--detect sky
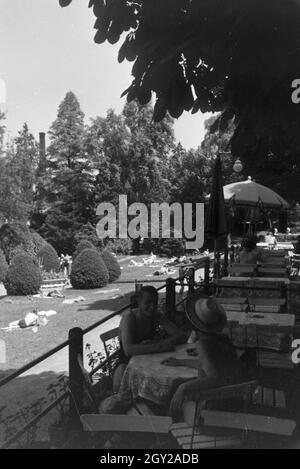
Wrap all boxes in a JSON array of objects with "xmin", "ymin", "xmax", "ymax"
[{"xmin": 0, "ymin": 0, "xmax": 211, "ymax": 149}]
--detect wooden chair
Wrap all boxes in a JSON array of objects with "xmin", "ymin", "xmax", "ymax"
[
  {"xmin": 170, "ymin": 380, "xmax": 296, "ymax": 449},
  {"xmin": 247, "ymin": 297, "xmax": 286, "ymax": 313},
  {"xmin": 81, "ymin": 413, "xmax": 173, "ymax": 449},
  {"xmin": 248, "ymin": 279, "xmax": 284, "ymax": 298},
  {"xmin": 228, "ymin": 264, "xmax": 256, "ymax": 277},
  {"xmin": 100, "ymin": 327, "xmax": 120, "ymax": 359},
  {"xmin": 100, "ymin": 327, "xmax": 120, "ymax": 376},
  {"xmin": 257, "ymin": 267, "xmax": 287, "ymax": 278},
  {"xmin": 216, "ymin": 297, "xmax": 247, "ymax": 312},
  {"xmin": 215, "ymin": 279, "xmax": 249, "ymax": 298},
  {"xmin": 261, "ymin": 251, "xmax": 286, "ymax": 259}
]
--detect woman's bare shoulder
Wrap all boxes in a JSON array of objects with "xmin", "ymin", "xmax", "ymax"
[{"xmin": 120, "ymin": 310, "xmax": 135, "ymax": 327}]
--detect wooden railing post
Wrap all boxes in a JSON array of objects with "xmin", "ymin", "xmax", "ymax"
[
  {"xmin": 69, "ymin": 327, "xmax": 83, "ymax": 427},
  {"xmin": 230, "ymin": 244, "xmax": 235, "ymax": 263},
  {"xmin": 222, "ymin": 248, "xmax": 229, "ymax": 277},
  {"xmin": 188, "ymin": 268, "xmax": 195, "ymax": 295},
  {"xmin": 165, "ymin": 278, "xmax": 176, "ymax": 321},
  {"xmin": 204, "ymin": 257, "xmax": 210, "ymax": 294}
]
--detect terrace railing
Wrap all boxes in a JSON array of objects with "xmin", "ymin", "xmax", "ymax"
[
  {"xmin": 1, "ymin": 253, "xmax": 293, "ymax": 448},
  {"xmin": 0, "ymin": 256, "xmax": 210, "ymax": 448}
]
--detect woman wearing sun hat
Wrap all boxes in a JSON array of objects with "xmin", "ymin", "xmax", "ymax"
[{"xmin": 162, "ymin": 294, "xmax": 241, "ymax": 421}]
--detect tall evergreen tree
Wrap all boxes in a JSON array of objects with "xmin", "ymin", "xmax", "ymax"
[
  {"xmin": 122, "ymin": 100, "xmax": 175, "ymax": 205},
  {"xmin": 48, "ymin": 91, "xmax": 85, "ymax": 169},
  {"xmin": 0, "ymin": 124, "xmax": 38, "ymax": 223}
]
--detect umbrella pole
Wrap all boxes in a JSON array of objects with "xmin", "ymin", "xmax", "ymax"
[{"xmin": 214, "ymin": 239, "xmax": 220, "ymax": 279}]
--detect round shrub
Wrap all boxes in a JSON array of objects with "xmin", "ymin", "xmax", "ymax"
[
  {"xmin": 73, "ymin": 240, "xmax": 96, "ymax": 261},
  {"xmin": 70, "ymin": 248, "xmax": 109, "ymax": 289},
  {"xmin": 159, "ymin": 238, "xmax": 185, "ymax": 258},
  {"xmin": 0, "ymin": 248, "xmax": 8, "ymax": 283},
  {"xmin": 101, "ymin": 250, "xmax": 121, "ymax": 282},
  {"xmin": 37, "ymin": 243, "xmax": 60, "ymax": 272},
  {"xmin": 4, "ymin": 253, "xmax": 42, "ymax": 296},
  {"xmin": 104, "ymin": 238, "xmax": 133, "ymax": 255},
  {"xmin": 30, "ymin": 230, "xmax": 47, "ymax": 255}
]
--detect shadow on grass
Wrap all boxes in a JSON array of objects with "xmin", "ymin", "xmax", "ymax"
[
  {"xmin": 77, "ymin": 288, "xmax": 168, "ymax": 313},
  {"xmin": 0, "ymin": 368, "xmax": 69, "ymax": 448},
  {"xmin": 77, "ymin": 289, "xmax": 135, "ymax": 312}
]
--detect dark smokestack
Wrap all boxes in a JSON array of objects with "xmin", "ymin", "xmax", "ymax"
[
  {"xmin": 38, "ymin": 132, "xmax": 46, "ymax": 176},
  {"xmin": 39, "ymin": 132, "xmax": 46, "ymax": 160}
]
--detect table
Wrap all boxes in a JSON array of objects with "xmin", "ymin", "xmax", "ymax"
[
  {"xmin": 257, "ymin": 243, "xmax": 270, "ymax": 248},
  {"xmin": 226, "ymin": 311, "xmax": 295, "ymax": 328},
  {"xmin": 276, "ymin": 243, "xmax": 294, "ymax": 251},
  {"xmin": 225, "ymin": 311, "xmax": 295, "ymax": 352},
  {"xmin": 220, "ymin": 276, "xmax": 290, "ymax": 285},
  {"xmin": 120, "ymin": 344, "xmax": 198, "ymax": 406}
]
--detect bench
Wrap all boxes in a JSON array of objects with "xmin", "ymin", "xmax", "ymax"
[{"xmin": 40, "ymin": 278, "xmax": 67, "ymax": 295}]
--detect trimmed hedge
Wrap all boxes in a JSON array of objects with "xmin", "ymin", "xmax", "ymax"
[
  {"xmin": 4, "ymin": 253, "xmax": 42, "ymax": 296},
  {"xmin": 73, "ymin": 240, "xmax": 96, "ymax": 261},
  {"xmin": 70, "ymin": 248, "xmax": 109, "ymax": 289},
  {"xmin": 37, "ymin": 243, "xmax": 60, "ymax": 272},
  {"xmin": 101, "ymin": 250, "xmax": 121, "ymax": 282},
  {"xmin": 31, "ymin": 230, "xmax": 47, "ymax": 255},
  {"xmin": 0, "ymin": 248, "xmax": 8, "ymax": 283},
  {"xmin": 159, "ymin": 238, "xmax": 185, "ymax": 257}
]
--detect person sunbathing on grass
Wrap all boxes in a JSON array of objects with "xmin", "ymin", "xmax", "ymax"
[
  {"xmin": 113, "ymin": 285, "xmax": 187, "ymax": 392},
  {"xmin": 162, "ymin": 295, "xmax": 241, "ymax": 421}
]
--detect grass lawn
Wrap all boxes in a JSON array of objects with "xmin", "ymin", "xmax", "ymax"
[
  {"xmin": 0, "ymin": 255, "xmax": 175, "ymax": 372},
  {"xmin": 0, "ymin": 254, "xmax": 179, "ymax": 446}
]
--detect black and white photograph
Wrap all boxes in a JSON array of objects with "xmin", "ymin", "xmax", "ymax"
[{"xmin": 1, "ymin": 0, "xmax": 300, "ymax": 453}]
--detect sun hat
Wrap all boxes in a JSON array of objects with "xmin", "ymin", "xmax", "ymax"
[{"xmin": 186, "ymin": 294, "xmax": 227, "ymax": 334}]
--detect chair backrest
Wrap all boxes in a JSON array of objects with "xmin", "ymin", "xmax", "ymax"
[
  {"xmin": 228, "ymin": 264, "xmax": 256, "ymax": 277},
  {"xmin": 100, "ymin": 327, "xmax": 120, "ymax": 344},
  {"xmin": 100, "ymin": 327, "xmax": 120, "ymax": 361},
  {"xmin": 261, "ymin": 257, "xmax": 286, "ymax": 265},
  {"xmin": 195, "ymin": 380, "xmax": 258, "ymax": 401},
  {"xmin": 81, "ymin": 414, "xmax": 172, "ymax": 434},
  {"xmin": 262, "ymin": 250, "xmax": 286, "ymax": 258},
  {"xmin": 216, "ymin": 297, "xmax": 247, "ymax": 305},
  {"xmin": 257, "ymin": 267, "xmax": 287, "ymax": 278},
  {"xmin": 200, "ymin": 411, "xmax": 296, "ymax": 436},
  {"xmin": 259, "ymin": 259, "xmax": 287, "ymax": 269},
  {"xmin": 247, "ymin": 297, "xmax": 286, "ymax": 306},
  {"xmin": 247, "ymin": 297, "xmax": 285, "ymax": 313}
]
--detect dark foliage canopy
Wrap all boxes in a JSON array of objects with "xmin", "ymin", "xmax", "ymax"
[{"xmin": 60, "ymin": 0, "xmax": 300, "ymax": 161}]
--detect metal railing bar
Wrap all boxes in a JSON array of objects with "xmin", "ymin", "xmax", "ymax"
[
  {"xmin": 0, "ymin": 261, "xmax": 207, "ymax": 390},
  {"xmin": 82, "ymin": 304, "xmax": 129, "ymax": 335},
  {"xmin": 0, "ymin": 340, "xmax": 70, "ymax": 389}
]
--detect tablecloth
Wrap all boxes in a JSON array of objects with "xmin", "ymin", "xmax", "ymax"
[
  {"xmin": 100, "ymin": 345, "xmax": 198, "ymax": 412},
  {"xmin": 121, "ymin": 344, "xmax": 198, "ymax": 405}
]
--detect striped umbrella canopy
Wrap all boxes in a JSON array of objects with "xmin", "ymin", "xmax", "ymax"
[{"xmin": 223, "ymin": 177, "xmax": 289, "ymax": 209}]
